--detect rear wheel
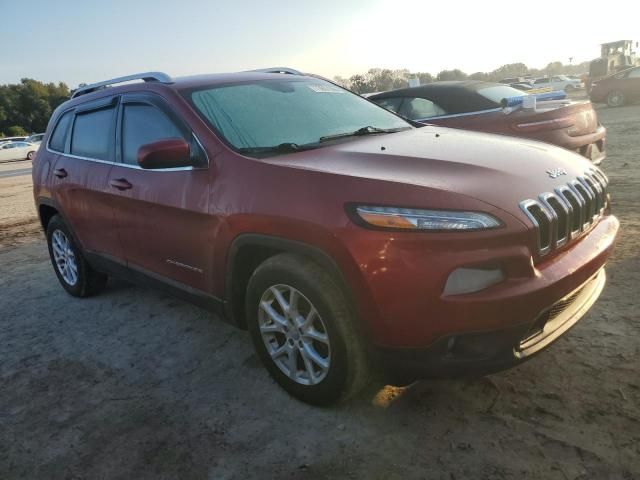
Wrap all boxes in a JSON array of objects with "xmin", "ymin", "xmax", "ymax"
[
  {"xmin": 27, "ymin": 151, "xmax": 35, "ymax": 160},
  {"xmin": 606, "ymin": 90, "xmax": 625, "ymax": 107},
  {"xmin": 46, "ymin": 215, "xmax": 107, "ymax": 297},
  {"xmin": 246, "ymin": 253, "xmax": 371, "ymax": 405}
]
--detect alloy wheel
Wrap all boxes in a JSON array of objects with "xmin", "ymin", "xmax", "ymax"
[
  {"xmin": 258, "ymin": 284, "xmax": 331, "ymax": 385},
  {"xmin": 52, "ymin": 229, "xmax": 78, "ymax": 286}
]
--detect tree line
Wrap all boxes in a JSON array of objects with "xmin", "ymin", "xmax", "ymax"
[
  {"xmin": 334, "ymin": 61, "xmax": 591, "ymax": 94},
  {"xmin": 0, "ymin": 79, "xmax": 70, "ymax": 137}
]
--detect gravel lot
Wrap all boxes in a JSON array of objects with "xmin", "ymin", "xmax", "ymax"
[{"xmin": 1, "ymin": 105, "xmax": 639, "ymax": 480}]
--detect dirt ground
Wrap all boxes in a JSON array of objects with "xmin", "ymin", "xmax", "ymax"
[{"xmin": 1, "ymin": 105, "xmax": 639, "ymax": 480}]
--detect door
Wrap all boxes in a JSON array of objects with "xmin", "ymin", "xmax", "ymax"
[
  {"xmin": 106, "ymin": 93, "xmax": 214, "ymax": 292},
  {"xmin": 49, "ymin": 100, "xmax": 123, "ymax": 259},
  {"xmin": 550, "ymin": 76, "xmax": 563, "ymax": 90}
]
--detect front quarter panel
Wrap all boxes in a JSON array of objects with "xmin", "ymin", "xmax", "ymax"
[{"xmin": 209, "ymin": 150, "xmax": 529, "ymax": 344}]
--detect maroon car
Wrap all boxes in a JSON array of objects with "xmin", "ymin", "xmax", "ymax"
[
  {"xmin": 369, "ymin": 81, "xmax": 607, "ymax": 165},
  {"xmin": 590, "ymin": 66, "xmax": 640, "ymax": 107},
  {"xmin": 33, "ymin": 70, "xmax": 618, "ymax": 405}
]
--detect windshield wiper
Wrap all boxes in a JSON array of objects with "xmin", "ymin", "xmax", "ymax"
[
  {"xmin": 237, "ymin": 142, "xmax": 320, "ymax": 156},
  {"xmin": 319, "ymin": 126, "xmax": 409, "ymax": 143}
]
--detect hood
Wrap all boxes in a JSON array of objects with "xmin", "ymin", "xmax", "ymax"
[{"xmin": 265, "ymin": 126, "xmax": 600, "ymax": 218}]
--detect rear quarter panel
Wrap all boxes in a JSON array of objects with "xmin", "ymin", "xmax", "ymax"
[{"xmin": 426, "ymin": 102, "xmax": 603, "ymax": 152}]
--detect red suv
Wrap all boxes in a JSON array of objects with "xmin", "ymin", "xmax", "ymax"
[{"xmin": 33, "ymin": 69, "xmax": 619, "ymax": 405}]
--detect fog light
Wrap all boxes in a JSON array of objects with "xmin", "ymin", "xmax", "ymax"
[{"xmin": 443, "ymin": 267, "xmax": 505, "ymax": 296}]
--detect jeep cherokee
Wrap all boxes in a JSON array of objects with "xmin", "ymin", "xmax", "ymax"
[{"xmin": 33, "ymin": 69, "xmax": 619, "ymax": 405}]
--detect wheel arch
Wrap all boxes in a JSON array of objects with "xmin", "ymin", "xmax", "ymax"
[
  {"xmin": 36, "ymin": 198, "xmax": 83, "ymax": 250},
  {"xmin": 224, "ymin": 234, "xmax": 363, "ymax": 334},
  {"xmin": 37, "ymin": 199, "xmax": 59, "ymax": 231}
]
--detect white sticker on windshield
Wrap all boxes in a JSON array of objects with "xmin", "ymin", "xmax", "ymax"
[{"xmin": 307, "ymin": 84, "xmax": 344, "ymax": 93}]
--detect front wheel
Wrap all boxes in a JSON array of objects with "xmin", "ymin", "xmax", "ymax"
[
  {"xmin": 246, "ymin": 253, "xmax": 371, "ymax": 405},
  {"xmin": 606, "ymin": 90, "xmax": 625, "ymax": 107},
  {"xmin": 46, "ymin": 215, "xmax": 107, "ymax": 297},
  {"xmin": 27, "ymin": 151, "xmax": 35, "ymax": 160}
]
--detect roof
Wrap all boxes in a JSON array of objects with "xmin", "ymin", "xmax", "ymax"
[
  {"xmin": 370, "ymin": 80, "xmax": 495, "ymax": 97},
  {"xmin": 59, "ymin": 69, "xmax": 320, "ymax": 113},
  {"xmin": 71, "ymin": 67, "xmax": 318, "ymax": 99},
  {"xmin": 368, "ymin": 81, "xmax": 503, "ymax": 114},
  {"xmin": 171, "ymin": 71, "xmax": 313, "ymax": 90},
  {"xmin": 601, "ymin": 40, "xmax": 633, "ymax": 46}
]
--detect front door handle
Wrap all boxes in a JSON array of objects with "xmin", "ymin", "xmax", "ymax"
[
  {"xmin": 109, "ymin": 178, "xmax": 132, "ymax": 190},
  {"xmin": 53, "ymin": 168, "xmax": 68, "ymax": 179}
]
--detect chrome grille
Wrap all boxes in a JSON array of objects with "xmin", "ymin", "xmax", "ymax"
[{"xmin": 520, "ymin": 168, "xmax": 609, "ymax": 256}]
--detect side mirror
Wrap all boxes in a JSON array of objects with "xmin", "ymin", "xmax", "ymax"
[{"xmin": 137, "ymin": 138, "xmax": 191, "ymax": 169}]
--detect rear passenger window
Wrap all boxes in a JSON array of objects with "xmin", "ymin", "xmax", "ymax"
[
  {"xmin": 373, "ymin": 97, "xmax": 403, "ymax": 113},
  {"xmin": 71, "ymin": 107, "xmax": 115, "ymax": 160},
  {"xmin": 49, "ymin": 111, "xmax": 73, "ymax": 152},
  {"xmin": 399, "ymin": 97, "xmax": 447, "ymax": 120},
  {"xmin": 121, "ymin": 104, "xmax": 184, "ymax": 165}
]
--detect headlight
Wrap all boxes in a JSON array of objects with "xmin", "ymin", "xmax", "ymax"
[{"xmin": 354, "ymin": 206, "xmax": 501, "ymax": 231}]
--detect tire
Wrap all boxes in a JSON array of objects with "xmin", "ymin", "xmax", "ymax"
[
  {"xmin": 46, "ymin": 215, "xmax": 107, "ymax": 297},
  {"xmin": 606, "ymin": 90, "xmax": 625, "ymax": 107},
  {"xmin": 27, "ymin": 151, "xmax": 35, "ymax": 160},
  {"xmin": 246, "ymin": 253, "xmax": 371, "ymax": 405}
]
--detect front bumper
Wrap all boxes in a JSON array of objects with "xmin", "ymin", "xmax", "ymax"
[
  {"xmin": 377, "ymin": 269, "xmax": 606, "ymax": 379},
  {"xmin": 348, "ymin": 213, "xmax": 618, "ymax": 348}
]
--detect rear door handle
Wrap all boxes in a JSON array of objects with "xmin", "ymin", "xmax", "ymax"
[
  {"xmin": 53, "ymin": 168, "xmax": 67, "ymax": 179},
  {"xmin": 109, "ymin": 178, "xmax": 132, "ymax": 190}
]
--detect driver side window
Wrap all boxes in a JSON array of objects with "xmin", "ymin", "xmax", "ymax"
[{"xmin": 121, "ymin": 104, "xmax": 184, "ymax": 165}]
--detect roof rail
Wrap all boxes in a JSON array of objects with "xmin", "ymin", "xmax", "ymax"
[
  {"xmin": 248, "ymin": 67, "xmax": 304, "ymax": 76},
  {"xmin": 71, "ymin": 71, "xmax": 173, "ymax": 99}
]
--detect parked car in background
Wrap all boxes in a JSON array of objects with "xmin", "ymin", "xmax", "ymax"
[
  {"xmin": 510, "ymin": 82, "xmax": 534, "ymax": 91},
  {"xmin": 533, "ymin": 75, "xmax": 583, "ymax": 92},
  {"xmin": 0, "ymin": 136, "xmax": 27, "ymax": 145},
  {"xmin": 0, "ymin": 141, "xmax": 39, "ymax": 161},
  {"xmin": 369, "ymin": 81, "xmax": 606, "ymax": 164},
  {"xmin": 499, "ymin": 77, "xmax": 531, "ymax": 85},
  {"xmin": 25, "ymin": 133, "xmax": 45, "ymax": 144},
  {"xmin": 33, "ymin": 69, "xmax": 617, "ymax": 405},
  {"xmin": 589, "ymin": 66, "xmax": 640, "ymax": 107}
]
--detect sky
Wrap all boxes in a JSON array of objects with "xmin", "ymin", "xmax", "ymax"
[{"xmin": 1, "ymin": 0, "xmax": 637, "ymax": 88}]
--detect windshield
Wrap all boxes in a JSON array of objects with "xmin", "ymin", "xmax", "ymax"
[
  {"xmin": 476, "ymin": 85, "xmax": 529, "ymax": 105},
  {"xmin": 188, "ymin": 78, "xmax": 410, "ymax": 154}
]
